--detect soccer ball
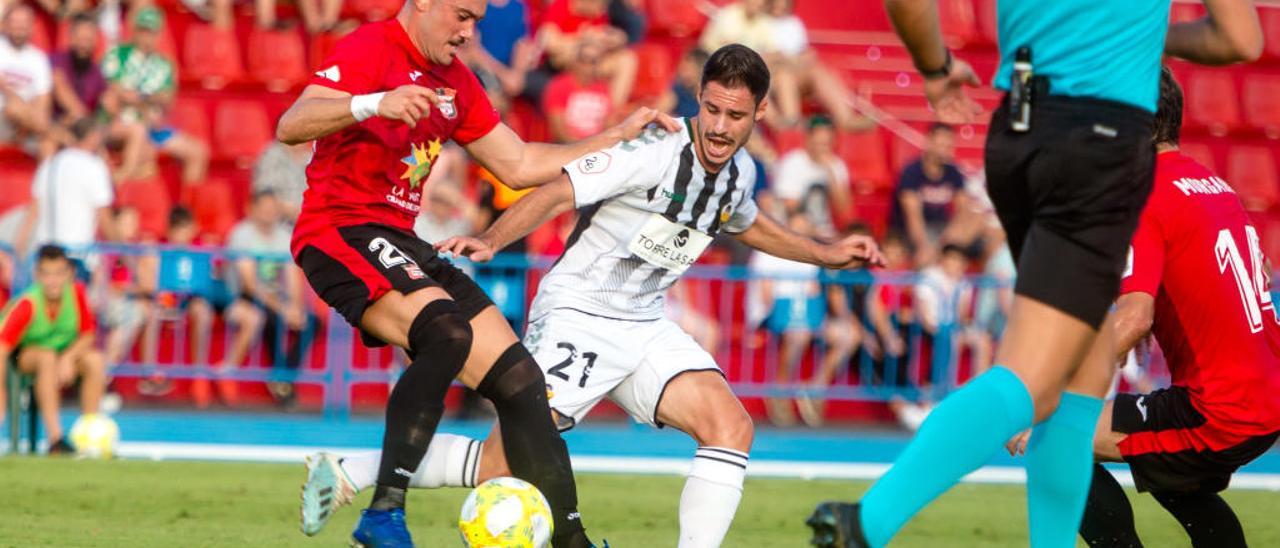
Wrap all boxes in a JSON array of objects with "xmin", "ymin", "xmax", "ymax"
[
  {"xmin": 68, "ymin": 413, "xmax": 119, "ymax": 459},
  {"xmin": 458, "ymin": 477, "xmax": 554, "ymax": 548}
]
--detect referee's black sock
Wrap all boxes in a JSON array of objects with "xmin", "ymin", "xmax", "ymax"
[
  {"xmin": 1079, "ymin": 463, "xmax": 1144, "ymax": 547},
  {"xmin": 371, "ymin": 301, "xmax": 472, "ymax": 510},
  {"xmin": 477, "ymin": 343, "xmax": 591, "ymax": 548},
  {"xmin": 1151, "ymin": 490, "xmax": 1246, "ymax": 548}
]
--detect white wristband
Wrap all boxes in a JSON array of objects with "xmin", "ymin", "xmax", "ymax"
[{"xmin": 350, "ymin": 92, "xmax": 386, "ymax": 122}]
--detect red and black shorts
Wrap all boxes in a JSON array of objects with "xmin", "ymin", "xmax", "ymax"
[
  {"xmin": 294, "ymin": 223, "xmax": 492, "ymax": 346},
  {"xmin": 1113, "ymin": 385, "xmax": 1280, "ymax": 494}
]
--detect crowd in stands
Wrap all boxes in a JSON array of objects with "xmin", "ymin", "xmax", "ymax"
[{"xmin": 0, "ymin": 0, "xmax": 1022, "ymax": 428}]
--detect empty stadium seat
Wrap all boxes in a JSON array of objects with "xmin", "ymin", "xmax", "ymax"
[
  {"xmin": 116, "ymin": 176, "xmax": 173, "ymax": 238},
  {"xmin": 938, "ymin": 0, "xmax": 977, "ymax": 48},
  {"xmin": 630, "ymin": 43, "xmax": 675, "ymax": 102},
  {"xmin": 168, "ymin": 97, "xmax": 210, "ymax": 144},
  {"xmin": 1261, "ymin": 7, "xmax": 1280, "ymax": 61},
  {"xmin": 1185, "ymin": 70, "xmax": 1241, "ymax": 136},
  {"xmin": 645, "ymin": 0, "xmax": 709, "ymax": 38},
  {"xmin": 973, "ymin": 0, "xmax": 998, "ymax": 46},
  {"xmin": 772, "ymin": 128, "xmax": 806, "ymax": 155},
  {"xmin": 839, "ymin": 129, "xmax": 892, "ymax": 192},
  {"xmin": 213, "ymin": 100, "xmax": 273, "ymax": 167},
  {"xmin": 182, "ymin": 23, "xmax": 244, "ymax": 90},
  {"xmin": 1243, "ymin": 74, "xmax": 1280, "ymax": 139},
  {"xmin": 29, "ymin": 14, "xmax": 51, "ymax": 52},
  {"xmin": 0, "ymin": 148, "xmax": 37, "ymax": 214},
  {"xmin": 247, "ymin": 28, "xmax": 308, "ymax": 93},
  {"xmin": 189, "ymin": 179, "xmax": 238, "ymax": 241},
  {"xmin": 1227, "ymin": 146, "xmax": 1279, "ymax": 212},
  {"xmin": 308, "ymin": 30, "xmax": 343, "ymax": 71},
  {"xmin": 1178, "ymin": 141, "xmax": 1217, "ymax": 173}
]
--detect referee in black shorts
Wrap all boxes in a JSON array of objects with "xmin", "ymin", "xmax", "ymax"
[{"xmin": 807, "ymin": 1, "xmax": 1265, "ymax": 547}]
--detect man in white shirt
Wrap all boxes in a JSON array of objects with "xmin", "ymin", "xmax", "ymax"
[
  {"xmin": 0, "ymin": 4, "xmax": 52, "ymax": 147},
  {"xmin": 14, "ymin": 117, "xmax": 112, "ymax": 256},
  {"xmin": 772, "ymin": 116, "xmax": 852, "ymax": 238}
]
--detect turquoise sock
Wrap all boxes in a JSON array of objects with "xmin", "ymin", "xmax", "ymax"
[
  {"xmin": 1026, "ymin": 391, "xmax": 1104, "ymax": 548},
  {"xmin": 859, "ymin": 367, "xmax": 1033, "ymax": 547}
]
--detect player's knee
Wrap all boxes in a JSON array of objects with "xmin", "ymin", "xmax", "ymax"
[
  {"xmin": 406, "ymin": 300, "xmax": 473, "ymax": 380},
  {"xmin": 477, "ymin": 442, "xmax": 511, "ymax": 484},
  {"xmin": 475, "ymin": 343, "xmax": 545, "ymax": 407},
  {"xmin": 692, "ymin": 406, "xmax": 754, "ymax": 451}
]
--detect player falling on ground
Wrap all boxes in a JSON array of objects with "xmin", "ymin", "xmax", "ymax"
[
  {"xmin": 299, "ymin": 44, "xmax": 884, "ymax": 548},
  {"xmin": 1007, "ymin": 68, "xmax": 1280, "ymax": 548},
  {"xmin": 275, "ymin": 0, "xmax": 679, "ymax": 545}
]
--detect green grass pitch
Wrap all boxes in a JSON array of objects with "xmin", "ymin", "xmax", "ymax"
[{"xmin": 2, "ymin": 457, "xmax": 1279, "ymax": 546}]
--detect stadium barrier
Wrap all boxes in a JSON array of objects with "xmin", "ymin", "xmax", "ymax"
[{"xmin": 1, "ymin": 242, "xmax": 1172, "ymax": 420}]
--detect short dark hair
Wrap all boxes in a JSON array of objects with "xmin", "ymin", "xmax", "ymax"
[
  {"xmin": 941, "ymin": 243, "xmax": 970, "ymax": 259},
  {"xmin": 701, "ymin": 44, "xmax": 771, "ymax": 106},
  {"xmin": 251, "ymin": 189, "xmax": 277, "ymax": 203},
  {"xmin": 807, "ymin": 115, "xmax": 834, "ymax": 132},
  {"xmin": 37, "ymin": 244, "xmax": 69, "ymax": 263},
  {"xmin": 928, "ymin": 122, "xmax": 954, "ymax": 136},
  {"xmin": 168, "ymin": 206, "xmax": 194, "ymax": 228},
  {"xmin": 1154, "ymin": 66, "xmax": 1183, "ymax": 146},
  {"xmin": 684, "ymin": 48, "xmax": 710, "ymax": 66},
  {"xmin": 68, "ymin": 117, "xmax": 98, "ymax": 143},
  {"xmin": 70, "ymin": 12, "xmax": 97, "ymax": 28}
]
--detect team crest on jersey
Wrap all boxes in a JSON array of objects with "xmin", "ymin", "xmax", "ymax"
[
  {"xmin": 434, "ymin": 88, "xmax": 457, "ymax": 119},
  {"xmin": 577, "ymin": 151, "xmax": 611, "ymax": 174},
  {"xmin": 719, "ymin": 203, "xmax": 734, "ymax": 224},
  {"xmin": 400, "ymin": 138, "xmax": 443, "ymax": 189}
]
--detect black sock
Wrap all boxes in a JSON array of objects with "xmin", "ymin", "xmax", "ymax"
[
  {"xmin": 1152, "ymin": 491, "xmax": 1246, "ymax": 548},
  {"xmin": 478, "ymin": 344, "xmax": 591, "ymax": 548},
  {"xmin": 371, "ymin": 302, "xmax": 472, "ymax": 509},
  {"xmin": 1080, "ymin": 463, "xmax": 1144, "ymax": 548}
]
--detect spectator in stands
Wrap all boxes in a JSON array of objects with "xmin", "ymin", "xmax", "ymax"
[
  {"xmin": 888, "ymin": 123, "xmax": 966, "ymax": 265},
  {"xmin": 13, "ymin": 117, "xmax": 112, "ymax": 257},
  {"xmin": 658, "ymin": 48, "xmax": 708, "ymax": 119},
  {"xmin": 102, "ymin": 7, "xmax": 208, "ymax": 186},
  {"xmin": 49, "ymin": 14, "xmax": 106, "ymax": 123},
  {"xmin": 536, "ymin": 0, "xmax": 636, "ymax": 108},
  {"xmin": 464, "ymin": 0, "xmax": 538, "ymax": 107},
  {"xmin": 771, "ymin": 115, "xmax": 852, "ymax": 238},
  {"xmin": 224, "ymin": 191, "xmax": 311, "ymax": 408},
  {"xmin": 0, "ymin": 4, "xmax": 52, "ymax": 153},
  {"xmin": 914, "ymin": 243, "xmax": 991, "ymax": 381},
  {"xmin": 798, "ymin": 223, "xmax": 872, "ymax": 427},
  {"xmin": 252, "ymin": 140, "xmax": 313, "ymax": 224},
  {"xmin": 750, "ymin": 212, "xmax": 826, "ymax": 426},
  {"xmin": 765, "ymin": 0, "xmax": 866, "ymax": 131},
  {"xmin": 31, "ymin": 0, "xmax": 89, "ymax": 19},
  {"xmin": 544, "ymin": 38, "xmax": 614, "ymax": 143},
  {"xmin": 865, "ymin": 233, "xmax": 914, "ymax": 385},
  {"xmin": 699, "ymin": 0, "xmax": 774, "ymax": 57},
  {"xmin": 0, "ymin": 244, "xmax": 107, "ymax": 454},
  {"xmin": 96, "ymin": 206, "xmax": 157, "ymax": 371},
  {"xmin": 415, "ymin": 166, "xmax": 484, "ymax": 245}
]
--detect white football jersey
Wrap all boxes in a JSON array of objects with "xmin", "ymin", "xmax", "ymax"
[{"xmin": 529, "ymin": 119, "xmax": 759, "ymax": 321}]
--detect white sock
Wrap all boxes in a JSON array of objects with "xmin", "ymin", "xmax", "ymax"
[
  {"xmin": 678, "ymin": 447, "xmax": 748, "ymax": 548},
  {"xmin": 339, "ymin": 433, "xmax": 483, "ymax": 491}
]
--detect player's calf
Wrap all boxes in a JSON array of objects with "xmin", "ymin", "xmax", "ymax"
[{"xmin": 475, "ymin": 342, "xmax": 592, "ymax": 548}]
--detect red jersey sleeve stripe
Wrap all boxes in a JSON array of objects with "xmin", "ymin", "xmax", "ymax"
[{"xmin": 0, "ymin": 298, "xmax": 35, "ymax": 348}]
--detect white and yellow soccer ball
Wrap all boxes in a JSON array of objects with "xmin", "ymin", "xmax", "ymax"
[
  {"xmin": 458, "ymin": 477, "xmax": 554, "ymax": 548},
  {"xmin": 68, "ymin": 413, "xmax": 119, "ymax": 459}
]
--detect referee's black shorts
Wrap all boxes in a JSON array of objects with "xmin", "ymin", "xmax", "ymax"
[
  {"xmin": 985, "ymin": 96, "xmax": 1156, "ymax": 328},
  {"xmin": 293, "ymin": 223, "xmax": 493, "ymax": 347}
]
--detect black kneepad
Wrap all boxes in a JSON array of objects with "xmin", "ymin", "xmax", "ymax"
[
  {"xmin": 406, "ymin": 299, "xmax": 474, "ymax": 379},
  {"xmin": 476, "ymin": 343, "xmax": 547, "ymax": 404}
]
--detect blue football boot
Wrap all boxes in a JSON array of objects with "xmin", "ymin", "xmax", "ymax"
[{"xmin": 351, "ymin": 508, "xmax": 413, "ymax": 548}]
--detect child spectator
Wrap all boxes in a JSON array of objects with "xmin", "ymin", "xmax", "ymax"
[
  {"xmin": 798, "ymin": 224, "xmax": 872, "ymax": 426},
  {"xmin": 658, "ymin": 48, "xmax": 708, "ymax": 119},
  {"xmin": 96, "ymin": 206, "xmax": 156, "ymax": 372}
]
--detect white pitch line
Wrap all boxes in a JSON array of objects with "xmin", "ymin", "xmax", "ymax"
[{"xmin": 113, "ymin": 441, "xmax": 1280, "ymax": 491}]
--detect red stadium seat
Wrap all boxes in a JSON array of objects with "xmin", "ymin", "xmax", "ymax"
[
  {"xmin": 168, "ymin": 97, "xmax": 210, "ymax": 144},
  {"xmin": 247, "ymin": 28, "xmax": 308, "ymax": 93},
  {"xmin": 0, "ymin": 147, "xmax": 37, "ymax": 214},
  {"xmin": 937, "ymin": 0, "xmax": 977, "ymax": 48},
  {"xmin": 1261, "ymin": 7, "xmax": 1280, "ymax": 61},
  {"xmin": 29, "ymin": 14, "xmax": 52, "ymax": 52},
  {"xmin": 1168, "ymin": 2, "xmax": 1206, "ymax": 25},
  {"xmin": 974, "ymin": 0, "xmax": 998, "ymax": 46},
  {"xmin": 116, "ymin": 176, "xmax": 173, "ymax": 239},
  {"xmin": 1227, "ymin": 146, "xmax": 1279, "ymax": 212},
  {"xmin": 213, "ymin": 100, "xmax": 273, "ymax": 167},
  {"xmin": 772, "ymin": 128, "xmax": 806, "ymax": 155},
  {"xmin": 645, "ymin": 0, "xmax": 709, "ymax": 38},
  {"xmin": 344, "ymin": 0, "xmax": 401, "ymax": 22},
  {"xmin": 308, "ymin": 30, "xmax": 344, "ymax": 71},
  {"xmin": 839, "ymin": 129, "xmax": 891, "ymax": 192},
  {"xmin": 1178, "ymin": 140, "xmax": 1217, "ymax": 173},
  {"xmin": 1242, "ymin": 74, "xmax": 1280, "ymax": 139},
  {"xmin": 1185, "ymin": 70, "xmax": 1241, "ymax": 136},
  {"xmin": 630, "ymin": 43, "xmax": 675, "ymax": 102},
  {"xmin": 189, "ymin": 179, "xmax": 238, "ymax": 241},
  {"xmin": 182, "ymin": 23, "xmax": 244, "ymax": 90}
]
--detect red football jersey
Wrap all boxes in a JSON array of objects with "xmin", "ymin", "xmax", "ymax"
[
  {"xmin": 293, "ymin": 19, "xmax": 500, "ymax": 255},
  {"xmin": 1121, "ymin": 150, "xmax": 1280, "ymax": 438}
]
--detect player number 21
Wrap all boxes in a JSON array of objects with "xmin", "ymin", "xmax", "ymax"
[{"xmin": 1215, "ymin": 226, "xmax": 1275, "ymax": 333}]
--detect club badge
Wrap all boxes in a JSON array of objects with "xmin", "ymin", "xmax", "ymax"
[{"xmin": 435, "ymin": 87, "xmax": 457, "ymax": 119}]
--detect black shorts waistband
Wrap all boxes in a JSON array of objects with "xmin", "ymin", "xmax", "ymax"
[{"xmin": 997, "ymin": 93, "xmax": 1154, "ymax": 126}]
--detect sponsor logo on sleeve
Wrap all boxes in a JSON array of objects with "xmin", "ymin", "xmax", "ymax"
[
  {"xmin": 315, "ymin": 65, "xmax": 341, "ymax": 82},
  {"xmin": 577, "ymin": 152, "xmax": 611, "ymax": 175}
]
